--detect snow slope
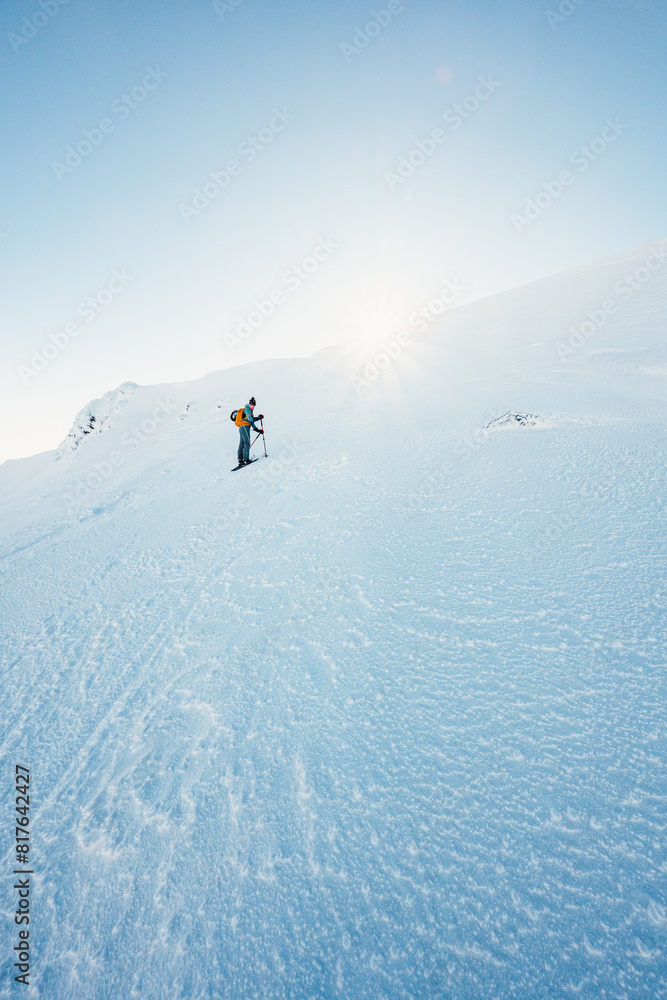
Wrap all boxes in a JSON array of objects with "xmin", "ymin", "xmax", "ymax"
[{"xmin": 1, "ymin": 242, "xmax": 666, "ymax": 999}]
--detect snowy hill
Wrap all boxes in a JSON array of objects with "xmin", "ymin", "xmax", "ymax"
[{"xmin": 1, "ymin": 242, "xmax": 666, "ymax": 999}]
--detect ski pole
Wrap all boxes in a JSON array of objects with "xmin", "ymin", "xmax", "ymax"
[{"xmin": 260, "ymin": 418, "xmax": 267, "ymax": 457}]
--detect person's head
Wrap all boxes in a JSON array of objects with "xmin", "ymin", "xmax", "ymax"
[{"xmin": 249, "ymin": 396, "xmax": 256, "ymax": 408}]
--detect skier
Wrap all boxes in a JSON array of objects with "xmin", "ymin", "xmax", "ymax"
[{"xmin": 235, "ymin": 397, "xmax": 264, "ymax": 466}]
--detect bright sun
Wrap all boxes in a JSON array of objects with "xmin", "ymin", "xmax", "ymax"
[{"xmin": 336, "ymin": 282, "xmax": 413, "ymax": 345}]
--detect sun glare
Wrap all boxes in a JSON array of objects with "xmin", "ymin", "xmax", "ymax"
[{"xmin": 337, "ymin": 282, "xmax": 414, "ymax": 345}]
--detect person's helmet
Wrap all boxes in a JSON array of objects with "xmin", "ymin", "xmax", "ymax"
[{"xmin": 249, "ymin": 396, "xmax": 256, "ymax": 406}]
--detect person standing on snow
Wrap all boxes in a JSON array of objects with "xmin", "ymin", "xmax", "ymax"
[{"xmin": 235, "ymin": 397, "xmax": 264, "ymax": 466}]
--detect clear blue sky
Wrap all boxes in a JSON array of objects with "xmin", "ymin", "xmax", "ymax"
[{"xmin": 1, "ymin": 0, "xmax": 666, "ymax": 461}]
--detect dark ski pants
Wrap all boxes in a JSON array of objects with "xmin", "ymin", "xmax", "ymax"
[{"xmin": 238, "ymin": 425, "xmax": 251, "ymax": 462}]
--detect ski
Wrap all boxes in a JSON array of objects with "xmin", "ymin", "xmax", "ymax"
[{"xmin": 231, "ymin": 458, "xmax": 259, "ymax": 472}]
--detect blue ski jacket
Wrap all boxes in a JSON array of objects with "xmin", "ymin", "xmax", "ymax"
[{"xmin": 242, "ymin": 405, "xmax": 262, "ymax": 432}]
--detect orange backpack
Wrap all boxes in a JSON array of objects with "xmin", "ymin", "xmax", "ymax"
[{"xmin": 230, "ymin": 406, "xmax": 249, "ymax": 427}]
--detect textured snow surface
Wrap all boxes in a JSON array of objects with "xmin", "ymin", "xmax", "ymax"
[{"xmin": 1, "ymin": 243, "xmax": 666, "ymax": 999}]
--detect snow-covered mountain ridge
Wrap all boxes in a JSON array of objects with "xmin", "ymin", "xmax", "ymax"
[
  {"xmin": 1, "ymin": 242, "xmax": 666, "ymax": 1000},
  {"xmin": 3, "ymin": 239, "xmax": 666, "ymax": 512},
  {"xmin": 55, "ymin": 382, "xmax": 138, "ymax": 458}
]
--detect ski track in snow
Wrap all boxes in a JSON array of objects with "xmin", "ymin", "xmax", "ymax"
[
  {"xmin": 1, "ymin": 244, "xmax": 667, "ymax": 999},
  {"xmin": 1, "ymin": 428, "xmax": 665, "ymax": 999}
]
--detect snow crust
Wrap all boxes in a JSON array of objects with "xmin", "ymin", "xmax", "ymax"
[{"xmin": 1, "ymin": 242, "xmax": 666, "ymax": 999}]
